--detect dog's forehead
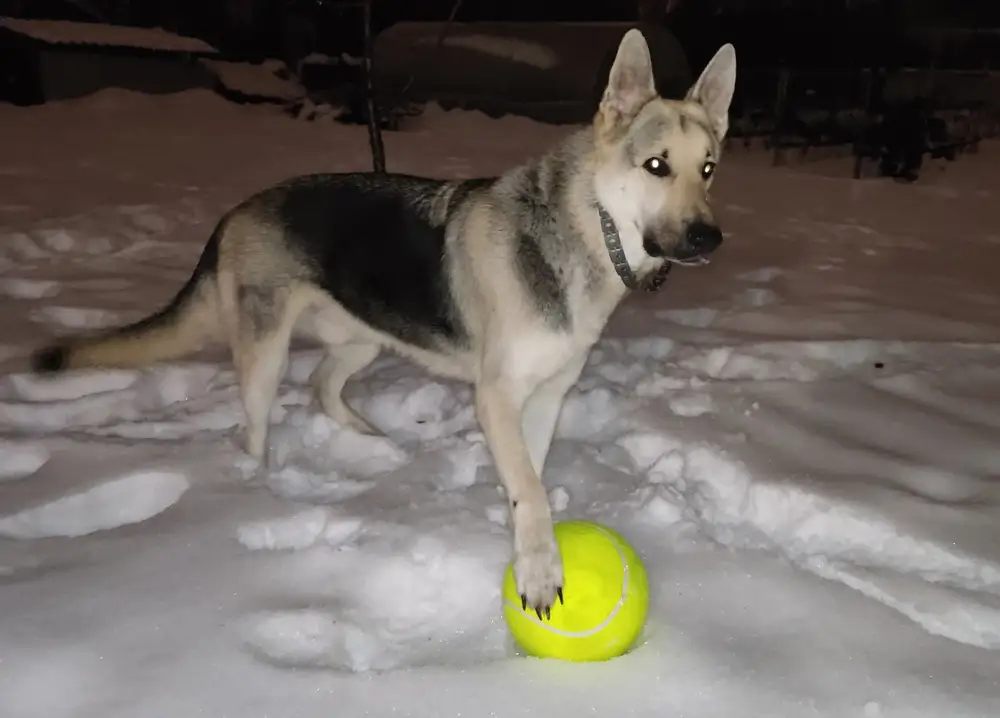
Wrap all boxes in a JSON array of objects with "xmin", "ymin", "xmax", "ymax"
[{"xmin": 625, "ymin": 102, "xmax": 717, "ymax": 163}]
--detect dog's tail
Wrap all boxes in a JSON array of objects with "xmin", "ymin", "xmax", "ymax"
[{"xmin": 31, "ymin": 232, "xmax": 222, "ymax": 375}]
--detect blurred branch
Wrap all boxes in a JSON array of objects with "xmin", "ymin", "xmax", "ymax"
[{"xmin": 399, "ymin": 0, "xmax": 465, "ymax": 98}]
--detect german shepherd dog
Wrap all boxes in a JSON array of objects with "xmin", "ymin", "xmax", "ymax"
[{"xmin": 31, "ymin": 30, "xmax": 736, "ymax": 619}]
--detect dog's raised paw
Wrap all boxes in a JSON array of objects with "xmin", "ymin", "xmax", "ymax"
[{"xmin": 513, "ymin": 534, "xmax": 564, "ymax": 620}]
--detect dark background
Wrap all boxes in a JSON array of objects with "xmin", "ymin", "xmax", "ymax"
[{"xmin": 2, "ymin": 0, "xmax": 997, "ymax": 71}]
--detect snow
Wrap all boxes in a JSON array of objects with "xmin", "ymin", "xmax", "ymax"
[
  {"xmin": 415, "ymin": 33, "xmax": 560, "ymax": 70},
  {"xmin": 201, "ymin": 59, "xmax": 305, "ymax": 102},
  {"xmin": 0, "ymin": 17, "xmax": 219, "ymax": 54},
  {"xmin": 2, "ymin": 88, "xmax": 1000, "ymax": 716}
]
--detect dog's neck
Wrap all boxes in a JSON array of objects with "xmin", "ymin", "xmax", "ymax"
[{"xmin": 559, "ymin": 128, "xmax": 671, "ymax": 296}]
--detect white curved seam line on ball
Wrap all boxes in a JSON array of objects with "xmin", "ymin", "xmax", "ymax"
[{"xmin": 505, "ymin": 527, "xmax": 630, "ymax": 638}]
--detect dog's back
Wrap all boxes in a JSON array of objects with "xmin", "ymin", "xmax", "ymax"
[
  {"xmin": 30, "ymin": 171, "xmax": 498, "ymax": 374},
  {"xmin": 226, "ymin": 172, "xmax": 497, "ymax": 352}
]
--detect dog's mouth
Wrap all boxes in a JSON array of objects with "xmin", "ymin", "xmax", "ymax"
[
  {"xmin": 638, "ymin": 254, "xmax": 709, "ymax": 291},
  {"xmin": 667, "ymin": 254, "xmax": 711, "ymax": 267}
]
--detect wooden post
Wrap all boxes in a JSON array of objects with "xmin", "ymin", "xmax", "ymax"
[
  {"xmin": 852, "ymin": 67, "xmax": 877, "ymax": 179},
  {"xmin": 362, "ymin": 0, "xmax": 386, "ymax": 173}
]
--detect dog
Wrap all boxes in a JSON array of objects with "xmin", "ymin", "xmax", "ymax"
[{"xmin": 29, "ymin": 30, "xmax": 736, "ymax": 620}]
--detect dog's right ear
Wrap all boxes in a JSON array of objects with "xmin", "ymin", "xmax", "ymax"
[{"xmin": 598, "ymin": 29, "xmax": 657, "ymax": 130}]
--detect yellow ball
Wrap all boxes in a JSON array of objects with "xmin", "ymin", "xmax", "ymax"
[{"xmin": 502, "ymin": 520, "xmax": 649, "ymax": 662}]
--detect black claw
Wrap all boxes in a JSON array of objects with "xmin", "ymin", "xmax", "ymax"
[
  {"xmin": 544, "ymin": 606, "xmax": 551, "ymax": 620},
  {"xmin": 557, "ymin": 587, "xmax": 564, "ymax": 605},
  {"xmin": 535, "ymin": 607, "xmax": 543, "ymax": 620},
  {"xmin": 521, "ymin": 594, "xmax": 527, "ymax": 611}
]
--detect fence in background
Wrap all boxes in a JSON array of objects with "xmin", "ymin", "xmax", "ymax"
[{"xmin": 727, "ymin": 66, "xmax": 1000, "ymax": 178}]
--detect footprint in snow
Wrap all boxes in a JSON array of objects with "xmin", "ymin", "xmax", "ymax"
[
  {"xmin": 29, "ymin": 305, "xmax": 120, "ymax": 330},
  {"xmin": 615, "ymin": 430, "xmax": 1000, "ymax": 648},
  {"xmin": 0, "ymin": 277, "xmax": 61, "ymax": 299},
  {"xmin": 0, "ymin": 440, "xmax": 50, "ymax": 482},
  {"xmin": 655, "ymin": 307, "xmax": 719, "ymax": 328},
  {"xmin": 0, "ymin": 369, "xmax": 142, "ymax": 432},
  {"xmin": 239, "ymin": 533, "xmax": 510, "ymax": 672},
  {"xmin": 6, "ymin": 369, "xmax": 137, "ymax": 402},
  {"xmin": 736, "ymin": 266, "xmax": 783, "ymax": 283},
  {"xmin": 0, "ymin": 468, "xmax": 189, "ymax": 539},
  {"xmin": 667, "ymin": 393, "xmax": 715, "ymax": 417},
  {"xmin": 733, "ymin": 287, "xmax": 778, "ymax": 308},
  {"xmin": 1, "ymin": 365, "xmax": 220, "ymax": 434},
  {"xmin": 236, "ymin": 507, "xmax": 363, "ymax": 552}
]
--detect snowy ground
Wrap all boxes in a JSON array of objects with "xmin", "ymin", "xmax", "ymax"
[{"xmin": 1, "ymin": 89, "xmax": 999, "ymax": 717}]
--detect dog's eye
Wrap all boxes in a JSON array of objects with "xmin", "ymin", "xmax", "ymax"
[
  {"xmin": 642, "ymin": 157, "xmax": 671, "ymax": 178},
  {"xmin": 701, "ymin": 161, "xmax": 716, "ymax": 180}
]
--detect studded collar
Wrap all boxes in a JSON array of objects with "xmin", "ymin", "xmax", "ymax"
[{"xmin": 596, "ymin": 204, "xmax": 672, "ymax": 292}]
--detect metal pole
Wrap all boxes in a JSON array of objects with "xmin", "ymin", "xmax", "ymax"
[{"xmin": 362, "ymin": 0, "xmax": 386, "ymax": 173}]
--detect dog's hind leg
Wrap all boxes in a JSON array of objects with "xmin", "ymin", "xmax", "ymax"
[
  {"xmin": 522, "ymin": 353, "xmax": 588, "ymax": 477},
  {"xmin": 311, "ymin": 342, "xmax": 382, "ymax": 435},
  {"xmin": 232, "ymin": 285, "xmax": 303, "ymax": 463}
]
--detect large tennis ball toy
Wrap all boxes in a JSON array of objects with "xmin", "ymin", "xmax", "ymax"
[{"xmin": 502, "ymin": 520, "xmax": 649, "ymax": 661}]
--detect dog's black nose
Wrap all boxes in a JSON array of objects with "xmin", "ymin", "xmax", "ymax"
[{"xmin": 685, "ymin": 222, "xmax": 723, "ymax": 253}]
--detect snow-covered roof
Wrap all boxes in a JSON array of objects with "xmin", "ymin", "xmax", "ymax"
[
  {"xmin": 201, "ymin": 59, "xmax": 305, "ymax": 102},
  {"xmin": 0, "ymin": 16, "xmax": 219, "ymax": 54}
]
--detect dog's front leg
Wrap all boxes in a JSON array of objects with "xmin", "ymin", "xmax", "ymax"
[
  {"xmin": 522, "ymin": 353, "xmax": 589, "ymax": 478},
  {"xmin": 476, "ymin": 379, "xmax": 562, "ymax": 618}
]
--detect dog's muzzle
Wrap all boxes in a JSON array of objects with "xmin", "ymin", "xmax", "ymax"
[{"xmin": 670, "ymin": 221, "xmax": 724, "ymax": 265}]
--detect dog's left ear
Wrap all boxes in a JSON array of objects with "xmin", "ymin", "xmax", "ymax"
[
  {"xmin": 686, "ymin": 44, "xmax": 737, "ymax": 140},
  {"xmin": 599, "ymin": 29, "xmax": 657, "ymax": 129}
]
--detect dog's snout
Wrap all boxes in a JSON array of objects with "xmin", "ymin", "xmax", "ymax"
[{"xmin": 685, "ymin": 222, "xmax": 723, "ymax": 253}]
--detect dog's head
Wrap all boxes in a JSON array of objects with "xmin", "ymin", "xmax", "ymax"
[{"xmin": 593, "ymin": 31, "xmax": 736, "ymax": 280}]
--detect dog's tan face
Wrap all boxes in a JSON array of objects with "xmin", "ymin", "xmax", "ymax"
[{"xmin": 594, "ymin": 32, "xmax": 737, "ymax": 271}]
